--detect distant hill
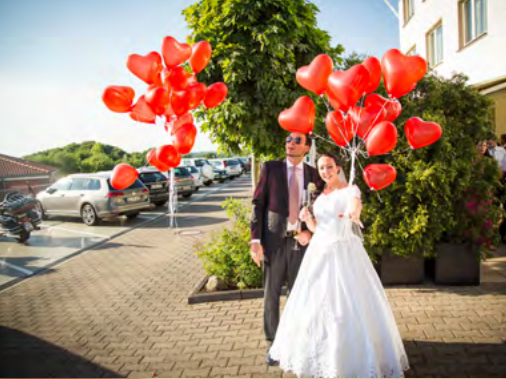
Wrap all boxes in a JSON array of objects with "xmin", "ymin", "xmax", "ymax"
[{"xmin": 22, "ymin": 141, "xmax": 224, "ymax": 175}]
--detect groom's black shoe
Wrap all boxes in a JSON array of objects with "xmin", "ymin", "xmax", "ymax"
[{"xmin": 265, "ymin": 342, "xmax": 279, "ymax": 366}]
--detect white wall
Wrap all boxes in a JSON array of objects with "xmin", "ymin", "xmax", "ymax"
[{"xmin": 398, "ymin": 0, "xmax": 506, "ymax": 85}]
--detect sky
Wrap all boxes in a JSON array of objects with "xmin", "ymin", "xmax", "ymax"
[{"xmin": 0, "ymin": 0, "xmax": 399, "ymax": 158}]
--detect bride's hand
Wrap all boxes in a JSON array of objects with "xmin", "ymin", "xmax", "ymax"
[
  {"xmin": 349, "ymin": 211, "xmax": 364, "ymax": 228},
  {"xmin": 299, "ymin": 207, "xmax": 312, "ymax": 222}
]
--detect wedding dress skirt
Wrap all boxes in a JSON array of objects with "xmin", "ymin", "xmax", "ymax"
[{"xmin": 269, "ymin": 186, "xmax": 409, "ymax": 378}]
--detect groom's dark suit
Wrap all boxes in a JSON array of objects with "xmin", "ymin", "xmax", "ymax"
[{"xmin": 251, "ymin": 159, "xmax": 321, "ymax": 342}]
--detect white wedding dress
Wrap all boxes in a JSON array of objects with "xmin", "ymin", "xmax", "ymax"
[{"xmin": 269, "ymin": 185, "xmax": 409, "ymax": 378}]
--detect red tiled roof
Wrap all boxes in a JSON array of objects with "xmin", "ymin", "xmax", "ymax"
[{"xmin": 0, "ymin": 153, "xmax": 59, "ymax": 179}]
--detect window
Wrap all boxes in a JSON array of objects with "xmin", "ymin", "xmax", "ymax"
[
  {"xmin": 460, "ymin": 0, "xmax": 487, "ymax": 46},
  {"xmin": 52, "ymin": 178, "xmax": 72, "ymax": 191},
  {"xmin": 406, "ymin": 45, "xmax": 417, "ymax": 56},
  {"xmin": 403, "ymin": 0, "xmax": 415, "ymax": 24},
  {"xmin": 426, "ymin": 21, "xmax": 444, "ymax": 66}
]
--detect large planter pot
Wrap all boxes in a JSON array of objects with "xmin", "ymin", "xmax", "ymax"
[
  {"xmin": 380, "ymin": 251, "xmax": 424, "ymax": 285},
  {"xmin": 435, "ymin": 242, "xmax": 480, "ymax": 285}
]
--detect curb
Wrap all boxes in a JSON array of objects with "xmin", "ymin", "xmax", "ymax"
[{"xmin": 187, "ymin": 275, "xmax": 287, "ymax": 304}]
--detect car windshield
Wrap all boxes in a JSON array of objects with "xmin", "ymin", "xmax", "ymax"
[
  {"xmin": 188, "ymin": 166, "xmax": 198, "ymax": 173},
  {"xmin": 210, "ymin": 161, "xmax": 220, "ymax": 166},
  {"xmin": 194, "ymin": 160, "xmax": 205, "ymax": 167},
  {"xmin": 139, "ymin": 172, "xmax": 167, "ymax": 183},
  {"xmin": 228, "ymin": 160, "xmax": 239, "ymax": 165},
  {"xmin": 173, "ymin": 167, "xmax": 191, "ymax": 177},
  {"xmin": 107, "ymin": 178, "xmax": 145, "ymax": 191}
]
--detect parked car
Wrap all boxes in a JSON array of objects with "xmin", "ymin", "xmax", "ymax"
[
  {"xmin": 162, "ymin": 167, "xmax": 195, "ymax": 198},
  {"xmin": 137, "ymin": 167, "xmax": 169, "ymax": 207},
  {"xmin": 37, "ymin": 173, "xmax": 151, "ymax": 226},
  {"xmin": 213, "ymin": 168, "xmax": 228, "ymax": 183},
  {"xmin": 209, "ymin": 158, "xmax": 242, "ymax": 179},
  {"xmin": 237, "ymin": 157, "xmax": 252, "ymax": 173},
  {"xmin": 180, "ymin": 158, "xmax": 214, "ymax": 186},
  {"xmin": 183, "ymin": 165, "xmax": 204, "ymax": 190}
]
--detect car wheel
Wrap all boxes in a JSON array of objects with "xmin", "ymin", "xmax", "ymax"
[
  {"xmin": 204, "ymin": 180, "xmax": 212, "ymax": 186},
  {"xmin": 182, "ymin": 193, "xmax": 192, "ymax": 199},
  {"xmin": 154, "ymin": 201, "xmax": 167, "ymax": 207},
  {"xmin": 126, "ymin": 213, "xmax": 139, "ymax": 219},
  {"xmin": 81, "ymin": 204, "xmax": 100, "ymax": 226},
  {"xmin": 219, "ymin": 180, "xmax": 225, "ymax": 183},
  {"xmin": 15, "ymin": 229, "xmax": 30, "ymax": 243},
  {"xmin": 195, "ymin": 187, "xmax": 200, "ymax": 192},
  {"xmin": 35, "ymin": 200, "xmax": 47, "ymax": 220}
]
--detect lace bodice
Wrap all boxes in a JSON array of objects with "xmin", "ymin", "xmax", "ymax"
[{"xmin": 312, "ymin": 184, "xmax": 362, "ymax": 243}]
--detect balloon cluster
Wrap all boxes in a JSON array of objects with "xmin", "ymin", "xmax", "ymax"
[
  {"xmin": 102, "ymin": 36, "xmax": 228, "ymax": 190},
  {"xmin": 279, "ymin": 48, "xmax": 442, "ymax": 191}
]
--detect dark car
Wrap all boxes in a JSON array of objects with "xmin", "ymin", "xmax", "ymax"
[
  {"xmin": 163, "ymin": 167, "xmax": 195, "ymax": 198},
  {"xmin": 237, "ymin": 157, "xmax": 252, "ymax": 173},
  {"xmin": 137, "ymin": 167, "xmax": 169, "ymax": 207}
]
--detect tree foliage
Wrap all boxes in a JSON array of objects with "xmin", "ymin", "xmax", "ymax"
[{"xmin": 184, "ymin": 0, "xmax": 344, "ymax": 158}]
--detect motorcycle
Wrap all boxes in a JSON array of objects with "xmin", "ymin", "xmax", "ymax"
[{"xmin": 0, "ymin": 192, "xmax": 42, "ymax": 243}]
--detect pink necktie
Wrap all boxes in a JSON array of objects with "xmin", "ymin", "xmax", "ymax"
[{"xmin": 289, "ymin": 165, "xmax": 300, "ymax": 224}]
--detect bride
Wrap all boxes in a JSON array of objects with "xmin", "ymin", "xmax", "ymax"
[{"xmin": 268, "ymin": 152, "xmax": 409, "ymax": 378}]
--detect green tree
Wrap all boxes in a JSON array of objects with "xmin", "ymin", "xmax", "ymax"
[{"xmin": 183, "ymin": 0, "xmax": 344, "ymax": 159}]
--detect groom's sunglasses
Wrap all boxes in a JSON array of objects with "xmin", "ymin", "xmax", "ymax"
[{"xmin": 286, "ymin": 136, "xmax": 303, "ymax": 145}]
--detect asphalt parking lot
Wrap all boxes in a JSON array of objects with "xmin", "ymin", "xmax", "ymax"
[{"xmin": 0, "ymin": 177, "xmax": 245, "ymax": 290}]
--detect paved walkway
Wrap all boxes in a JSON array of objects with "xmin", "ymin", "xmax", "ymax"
[{"xmin": 1, "ymin": 176, "xmax": 505, "ymax": 378}]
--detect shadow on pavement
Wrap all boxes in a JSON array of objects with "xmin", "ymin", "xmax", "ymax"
[
  {"xmin": 404, "ymin": 340, "xmax": 506, "ymax": 377},
  {"xmin": 0, "ymin": 256, "xmax": 56, "ymax": 279},
  {"xmin": 409, "ymin": 282, "xmax": 506, "ymax": 297},
  {"xmin": 0, "ymin": 326, "xmax": 120, "ymax": 378}
]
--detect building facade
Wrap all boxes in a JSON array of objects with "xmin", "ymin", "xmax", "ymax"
[
  {"xmin": 398, "ymin": 0, "xmax": 506, "ymax": 136},
  {"xmin": 0, "ymin": 153, "xmax": 59, "ymax": 201}
]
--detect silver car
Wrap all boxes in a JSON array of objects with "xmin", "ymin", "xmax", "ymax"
[{"xmin": 37, "ymin": 173, "xmax": 151, "ymax": 226}]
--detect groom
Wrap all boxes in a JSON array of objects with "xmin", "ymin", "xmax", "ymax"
[{"xmin": 250, "ymin": 131, "xmax": 321, "ymax": 365}]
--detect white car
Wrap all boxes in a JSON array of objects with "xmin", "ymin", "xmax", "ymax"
[
  {"xmin": 182, "ymin": 165, "xmax": 204, "ymax": 190},
  {"xmin": 209, "ymin": 158, "xmax": 242, "ymax": 179},
  {"xmin": 180, "ymin": 158, "xmax": 214, "ymax": 186}
]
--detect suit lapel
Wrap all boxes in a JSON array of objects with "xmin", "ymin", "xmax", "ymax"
[
  {"xmin": 303, "ymin": 163, "xmax": 311, "ymax": 190},
  {"xmin": 281, "ymin": 159, "xmax": 289, "ymax": 199}
]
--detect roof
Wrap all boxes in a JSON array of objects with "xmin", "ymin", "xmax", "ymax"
[{"xmin": 0, "ymin": 153, "xmax": 59, "ymax": 179}]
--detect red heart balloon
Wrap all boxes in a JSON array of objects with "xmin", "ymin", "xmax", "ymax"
[
  {"xmin": 363, "ymin": 164, "xmax": 397, "ymax": 190},
  {"xmin": 172, "ymin": 123, "xmax": 197, "ymax": 155},
  {"xmin": 156, "ymin": 144, "xmax": 181, "ymax": 168},
  {"xmin": 382, "ymin": 48, "xmax": 427, "ymax": 99},
  {"xmin": 296, "ymin": 54, "xmax": 333, "ymax": 95},
  {"xmin": 173, "ymin": 113, "xmax": 194, "ymax": 133},
  {"xmin": 327, "ymin": 64, "xmax": 370, "ymax": 111},
  {"xmin": 204, "ymin": 82, "xmax": 228, "ymax": 108},
  {"xmin": 365, "ymin": 121, "xmax": 398, "ymax": 156},
  {"xmin": 325, "ymin": 111, "xmax": 353, "ymax": 147},
  {"xmin": 162, "ymin": 36, "xmax": 192, "ymax": 68},
  {"xmin": 362, "ymin": 57, "xmax": 382, "ymax": 94},
  {"xmin": 145, "ymin": 85, "xmax": 170, "ymax": 115},
  {"xmin": 326, "ymin": 93, "xmax": 347, "ymax": 113},
  {"xmin": 171, "ymin": 90, "xmax": 191, "ymax": 116},
  {"xmin": 364, "ymin": 94, "xmax": 402, "ymax": 123},
  {"xmin": 130, "ymin": 95, "xmax": 156, "ymax": 124},
  {"xmin": 348, "ymin": 105, "xmax": 386, "ymax": 139},
  {"xmin": 147, "ymin": 149, "xmax": 170, "ymax": 172},
  {"xmin": 110, "ymin": 164, "xmax": 139, "ymax": 190},
  {"xmin": 126, "ymin": 52, "xmax": 163, "ymax": 85},
  {"xmin": 168, "ymin": 66, "xmax": 192, "ymax": 91},
  {"xmin": 405, "ymin": 117, "xmax": 442, "ymax": 149},
  {"xmin": 189, "ymin": 41, "xmax": 212, "ymax": 74},
  {"xmin": 278, "ymin": 96, "xmax": 315, "ymax": 134},
  {"xmin": 102, "ymin": 86, "xmax": 135, "ymax": 113},
  {"xmin": 187, "ymin": 82, "xmax": 207, "ymax": 110}
]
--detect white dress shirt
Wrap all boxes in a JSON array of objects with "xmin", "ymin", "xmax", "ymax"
[{"xmin": 489, "ymin": 146, "xmax": 506, "ymax": 172}]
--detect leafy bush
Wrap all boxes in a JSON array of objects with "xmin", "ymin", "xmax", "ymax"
[
  {"xmin": 355, "ymin": 72, "xmax": 502, "ymax": 259},
  {"xmin": 196, "ymin": 198, "xmax": 262, "ymax": 289}
]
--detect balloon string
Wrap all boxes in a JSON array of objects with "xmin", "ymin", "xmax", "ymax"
[
  {"xmin": 403, "ymin": 149, "xmax": 413, "ymax": 163},
  {"xmin": 168, "ymin": 167, "xmax": 178, "ymax": 228}
]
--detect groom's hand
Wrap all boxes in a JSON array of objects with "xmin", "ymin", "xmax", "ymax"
[
  {"xmin": 297, "ymin": 230, "xmax": 311, "ymax": 246},
  {"xmin": 251, "ymin": 242, "xmax": 264, "ymax": 267}
]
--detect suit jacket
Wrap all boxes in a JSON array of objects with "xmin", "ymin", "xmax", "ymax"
[{"xmin": 251, "ymin": 159, "xmax": 321, "ymax": 253}]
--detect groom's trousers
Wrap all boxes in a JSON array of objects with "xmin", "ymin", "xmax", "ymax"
[{"xmin": 263, "ymin": 235, "xmax": 306, "ymax": 342}]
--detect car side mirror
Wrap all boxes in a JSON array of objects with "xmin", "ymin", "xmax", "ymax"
[{"xmin": 47, "ymin": 187, "xmax": 57, "ymax": 194}]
